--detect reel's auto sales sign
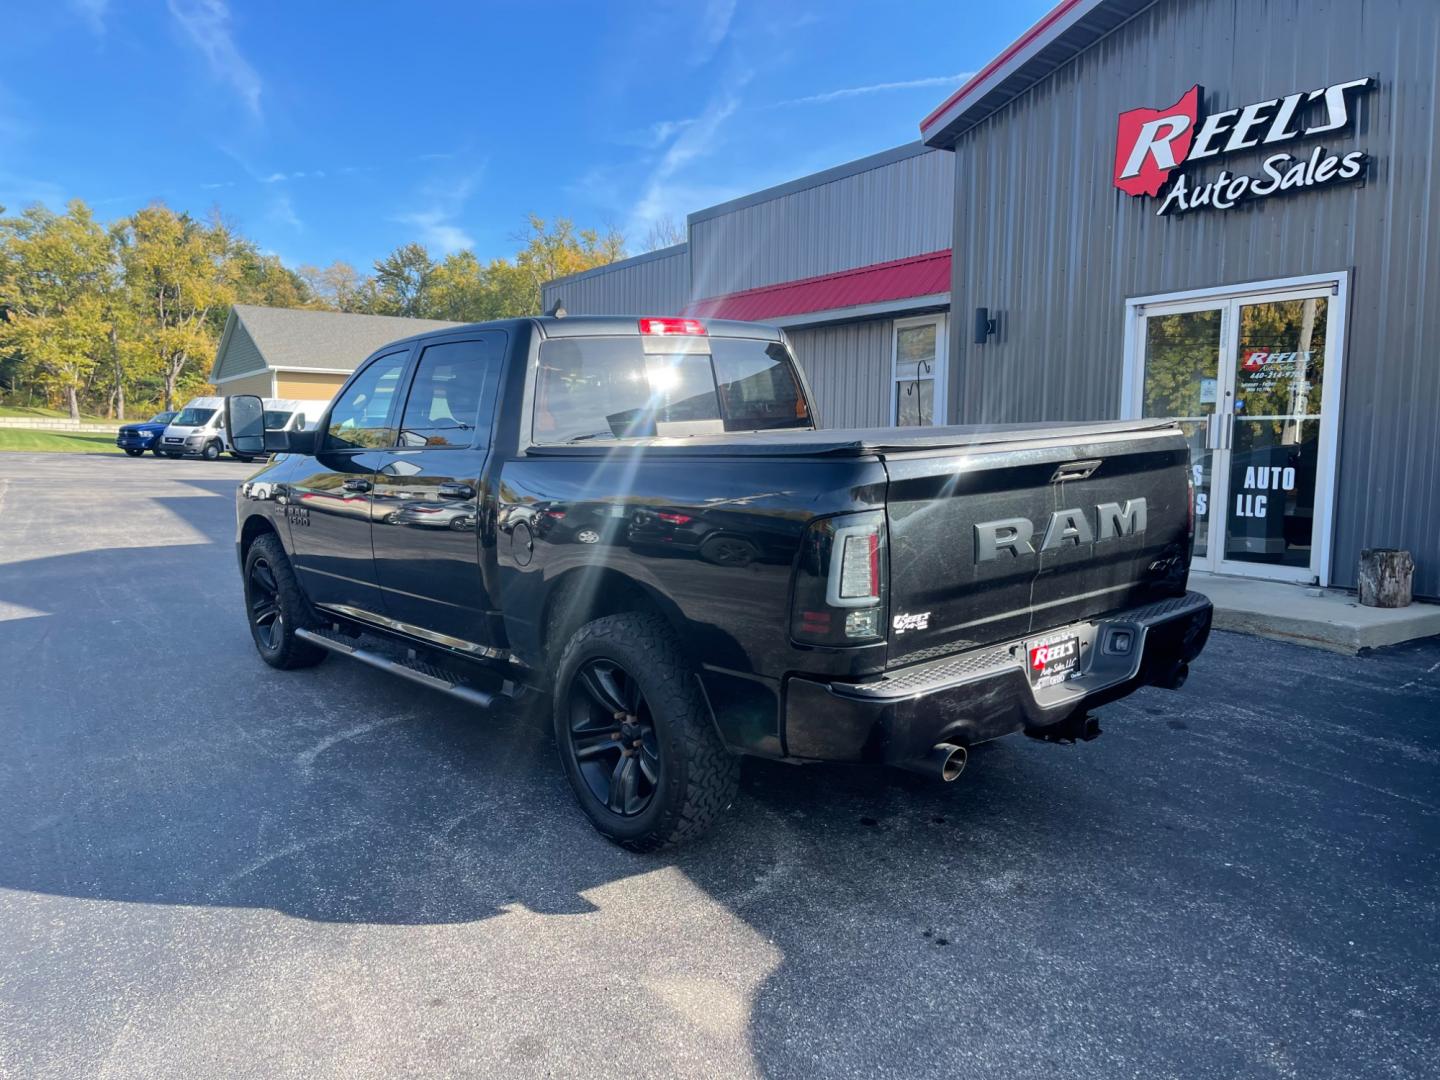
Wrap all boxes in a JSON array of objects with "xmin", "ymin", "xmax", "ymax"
[{"xmin": 1114, "ymin": 77, "xmax": 1375, "ymax": 216}]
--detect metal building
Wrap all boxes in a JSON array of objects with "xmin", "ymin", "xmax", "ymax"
[
  {"xmin": 542, "ymin": 0, "xmax": 1437, "ymax": 599},
  {"xmin": 542, "ymin": 144, "xmax": 955, "ymax": 429},
  {"xmin": 922, "ymin": 0, "xmax": 1439, "ymax": 598}
]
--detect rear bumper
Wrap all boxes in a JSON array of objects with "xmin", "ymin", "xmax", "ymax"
[{"xmin": 782, "ymin": 591, "xmax": 1212, "ymax": 765}]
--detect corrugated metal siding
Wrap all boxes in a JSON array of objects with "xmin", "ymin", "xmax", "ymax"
[
  {"xmin": 214, "ymin": 322, "xmax": 265, "ymax": 380},
  {"xmin": 689, "ymin": 150, "xmax": 954, "ymax": 298},
  {"xmin": 788, "ymin": 320, "xmax": 893, "ymax": 429},
  {"xmin": 541, "ymin": 246, "xmax": 691, "ymax": 316},
  {"xmin": 948, "ymin": 0, "xmax": 1440, "ymax": 596}
]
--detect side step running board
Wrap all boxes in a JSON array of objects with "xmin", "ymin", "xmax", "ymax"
[{"xmin": 296, "ymin": 627, "xmax": 497, "ymax": 708}]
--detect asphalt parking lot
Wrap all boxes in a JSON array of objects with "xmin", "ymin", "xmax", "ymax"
[{"xmin": 1, "ymin": 451, "xmax": 1437, "ymax": 1079}]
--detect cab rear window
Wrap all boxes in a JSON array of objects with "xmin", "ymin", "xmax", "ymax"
[{"xmin": 533, "ymin": 336, "xmax": 812, "ymax": 444}]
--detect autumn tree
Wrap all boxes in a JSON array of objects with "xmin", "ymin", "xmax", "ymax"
[
  {"xmin": 512, "ymin": 215, "xmax": 626, "ymax": 315},
  {"xmin": 116, "ymin": 205, "xmax": 236, "ymax": 410},
  {"xmin": 298, "ymin": 261, "xmax": 367, "ymax": 312},
  {"xmin": 0, "ymin": 201, "xmax": 118, "ymax": 419}
]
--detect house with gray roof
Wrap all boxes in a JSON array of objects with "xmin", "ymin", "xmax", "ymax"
[{"xmin": 209, "ymin": 305, "xmax": 463, "ymax": 402}]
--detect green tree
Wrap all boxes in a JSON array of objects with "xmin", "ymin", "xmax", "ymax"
[
  {"xmin": 0, "ymin": 201, "xmax": 117, "ymax": 419},
  {"xmin": 370, "ymin": 242, "xmax": 436, "ymax": 317},
  {"xmin": 116, "ymin": 205, "xmax": 236, "ymax": 410},
  {"xmin": 232, "ymin": 245, "xmax": 317, "ymax": 310}
]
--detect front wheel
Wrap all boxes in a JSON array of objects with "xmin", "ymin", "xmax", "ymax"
[
  {"xmin": 123, "ymin": 448, "xmax": 144, "ymax": 457},
  {"xmin": 553, "ymin": 612, "xmax": 739, "ymax": 851},
  {"xmin": 201, "ymin": 440, "xmax": 221, "ymax": 461},
  {"xmin": 243, "ymin": 533, "xmax": 326, "ymax": 670}
]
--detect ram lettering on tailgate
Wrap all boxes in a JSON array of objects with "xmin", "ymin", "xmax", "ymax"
[{"xmin": 973, "ymin": 499, "xmax": 1147, "ymax": 563}]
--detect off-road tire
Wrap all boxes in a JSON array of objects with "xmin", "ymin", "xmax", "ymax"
[
  {"xmin": 554, "ymin": 612, "xmax": 738, "ymax": 851},
  {"xmin": 243, "ymin": 532, "xmax": 327, "ymax": 670}
]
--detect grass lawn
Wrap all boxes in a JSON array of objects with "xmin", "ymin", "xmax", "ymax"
[{"xmin": 0, "ymin": 429, "xmax": 125, "ymax": 454}]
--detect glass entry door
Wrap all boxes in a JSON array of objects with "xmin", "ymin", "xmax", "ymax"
[{"xmin": 1129, "ymin": 282, "xmax": 1342, "ymax": 584}]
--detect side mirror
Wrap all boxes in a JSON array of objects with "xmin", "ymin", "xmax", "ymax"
[
  {"xmin": 281, "ymin": 428, "xmax": 319, "ymax": 455},
  {"xmin": 226, "ymin": 395, "xmax": 265, "ymax": 454}
]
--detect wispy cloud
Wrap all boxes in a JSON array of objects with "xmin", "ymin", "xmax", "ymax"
[
  {"xmin": 167, "ymin": 0, "xmax": 263, "ymax": 119},
  {"xmin": 627, "ymin": 70, "xmax": 751, "ymax": 239},
  {"xmin": 268, "ymin": 191, "xmax": 302, "ymax": 230},
  {"xmin": 767, "ymin": 72, "xmax": 974, "ymax": 109},
  {"xmin": 393, "ymin": 172, "xmax": 483, "ymax": 255},
  {"xmin": 694, "ymin": 0, "xmax": 736, "ymax": 65},
  {"xmin": 70, "ymin": 0, "xmax": 109, "ymax": 35}
]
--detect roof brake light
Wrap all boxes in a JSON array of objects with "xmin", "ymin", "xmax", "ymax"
[{"xmin": 639, "ymin": 317, "xmax": 707, "ymax": 337}]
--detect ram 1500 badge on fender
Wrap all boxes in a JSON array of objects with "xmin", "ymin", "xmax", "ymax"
[{"xmin": 225, "ymin": 315, "xmax": 1212, "ymax": 850}]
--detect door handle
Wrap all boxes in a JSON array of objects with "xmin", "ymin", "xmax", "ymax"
[
  {"xmin": 437, "ymin": 482, "xmax": 475, "ymax": 499},
  {"xmin": 342, "ymin": 478, "xmax": 372, "ymax": 493}
]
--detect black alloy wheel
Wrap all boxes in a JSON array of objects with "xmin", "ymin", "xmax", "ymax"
[
  {"xmin": 565, "ymin": 658, "xmax": 662, "ymax": 818},
  {"xmin": 247, "ymin": 554, "xmax": 285, "ymax": 651}
]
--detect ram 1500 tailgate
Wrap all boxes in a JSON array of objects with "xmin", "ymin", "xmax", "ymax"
[{"xmin": 877, "ymin": 421, "xmax": 1193, "ymax": 667}]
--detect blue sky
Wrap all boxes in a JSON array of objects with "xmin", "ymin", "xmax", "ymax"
[{"xmin": 0, "ymin": 0, "xmax": 1053, "ymax": 270}]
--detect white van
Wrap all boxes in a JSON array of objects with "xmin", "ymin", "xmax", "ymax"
[{"xmin": 159, "ymin": 396, "xmax": 327, "ymax": 460}]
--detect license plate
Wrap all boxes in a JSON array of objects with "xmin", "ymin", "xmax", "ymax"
[{"xmin": 1027, "ymin": 633, "xmax": 1080, "ymax": 688}]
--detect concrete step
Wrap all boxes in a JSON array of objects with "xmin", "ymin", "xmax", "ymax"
[{"xmin": 1190, "ymin": 572, "xmax": 1440, "ymax": 654}]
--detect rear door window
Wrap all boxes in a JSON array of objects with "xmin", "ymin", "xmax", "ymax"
[
  {"xmin": 533, "ymin": 336, "xmax": 811, "ymax": 444},
  {"xmin": 396, "ymin": 339, "xmax": 500, "ymax": 448}
]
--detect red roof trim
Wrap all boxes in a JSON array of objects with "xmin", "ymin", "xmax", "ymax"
[
  {"xmin": 920, "ymin": 0, "xmax": 1087, "ymax": 135},
  {"xmin": 685, "ymin": 250, "xmax": 951, "ymax": 323}
]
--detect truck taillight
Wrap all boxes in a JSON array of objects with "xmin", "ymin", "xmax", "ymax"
[
  {"xmin": 791, "ymin": 512, "xmax": 886, "ymax": 645},
  {"xmin": 836, "ymin": 528, "xmax": 880, "ymax": 601},
  {"xmin": 639, "ymin": 317, "xmax": 707, "ymax": 336}
]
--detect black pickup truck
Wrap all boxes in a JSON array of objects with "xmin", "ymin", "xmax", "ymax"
[{"xmin": 226, "ymin": 315, "xmax": 1211, "ymax": 850}]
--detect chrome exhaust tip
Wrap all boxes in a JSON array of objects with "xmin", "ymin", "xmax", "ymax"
[{"xmin": 901, "ymin": 742, "xmax": 968, "ymax": 782}]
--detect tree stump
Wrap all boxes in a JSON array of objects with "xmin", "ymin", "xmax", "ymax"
[{"xmin": 1357, "ymin": 548, "xmax": 1414, "ymax": 608}]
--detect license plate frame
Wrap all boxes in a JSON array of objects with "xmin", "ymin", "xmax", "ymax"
[{"xmin": 1027, "ymin": 632, "xmax": 1081, "ymax": 689}]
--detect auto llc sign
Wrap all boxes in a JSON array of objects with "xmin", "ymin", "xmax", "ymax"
[{"xmin": 1114, "ymin": 77, "xmax": 1375, "ymax": 216}]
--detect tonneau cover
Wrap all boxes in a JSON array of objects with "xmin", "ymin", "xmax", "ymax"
[{"xmin": 525, "ymin": 419, "xmax": 1180, "ymax": 458}]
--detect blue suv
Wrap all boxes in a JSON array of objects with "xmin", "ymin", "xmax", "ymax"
[{"xmin": 115, "ymin": 411, "xmax": 178, "ymax": 456}]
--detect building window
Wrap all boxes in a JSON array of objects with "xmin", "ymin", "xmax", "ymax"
[{"xmin": 892, "ymin": 314, "xmax": 947, "ymax": 426}]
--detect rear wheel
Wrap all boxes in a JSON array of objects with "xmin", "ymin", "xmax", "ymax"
[
  {"xmin": 554, "ymin": 612, "xmax": 738, "ymax": 851},
  {"xmin": 243, "ymin": 533, "xmax": 326, "ymax": 670},
  {"xmin": 123, "ymin": 448, "xmax": 143, "ymax": 457}
]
